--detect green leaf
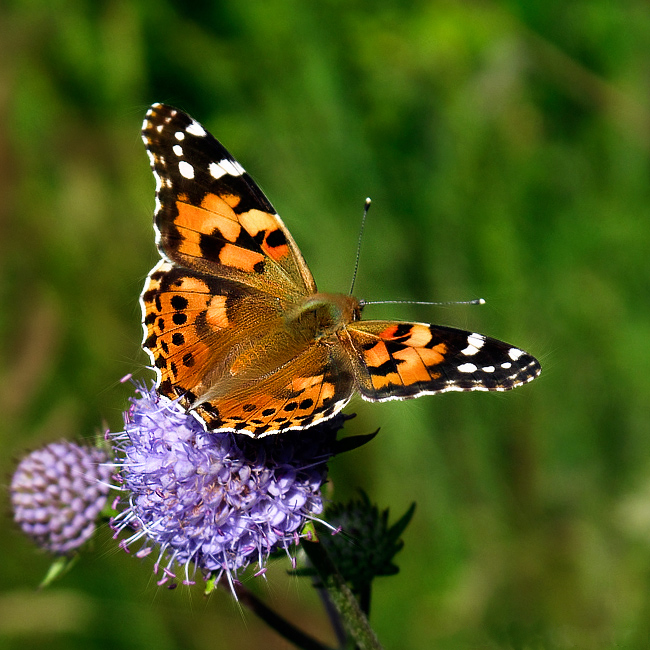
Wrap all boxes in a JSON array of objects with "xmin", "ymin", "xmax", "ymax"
[{"xmin": 39, "ymin": 554, "xmax": 79, "ymax": 589}]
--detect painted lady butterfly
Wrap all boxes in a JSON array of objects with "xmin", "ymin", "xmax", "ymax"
[{"xmin": 140, "ymin": 104, "xmax": 541, "ymax": 438}]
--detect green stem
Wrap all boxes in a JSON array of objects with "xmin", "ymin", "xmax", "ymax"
[
  {"xmin": 316, "ymin": 585, "xmax": 348, "ymax": 648},
  {"xmin": 302, "ymin": 539, "xmax": 383, "ymax": 650}
]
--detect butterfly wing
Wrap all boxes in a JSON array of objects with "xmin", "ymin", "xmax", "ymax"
[
  {"xmin": 141, "ymin": 103, "xmax": 315, "ymax": 296},
  {"xmin": 347, "ymin": 321, "xmax": 541, "ymax": 400},
  {"xmin": 192, "ymin": 340, "xmax": 356, "ymax": 437},
  {"xmin": 142, "ymin": 262, "xmax": 355, "ymax": 437},
  {"xmin": 141, "ymin": 259, "xmax": 287, "ymax": 414},
  {"xmin": 140, "ymin": 104, "xmax": 318, "ymax": 423}
]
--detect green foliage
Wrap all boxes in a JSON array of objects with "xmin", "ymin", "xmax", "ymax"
[
  {"xmin": 307, "ymin": 492, "xmax": 416, "ymax": 598},
  {"xmin": 3, "ymin": 1, "xmax": 650, "ymax": 648}
]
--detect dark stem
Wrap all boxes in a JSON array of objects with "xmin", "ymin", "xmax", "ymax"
[
  {"xmin": 316, "ymin": 585, "xmax": 349, "ymax": 648},
  {"xmin": 234, "ymin": 583, "xmax": 334, "ymax": 650}
]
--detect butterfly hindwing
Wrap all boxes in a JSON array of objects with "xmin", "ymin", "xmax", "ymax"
[
  {"xmin": 348, "ymin": 321, "xmax": 541, "ymax": 400},
  {"xmin": 192, "ymin": 342, "xmax": 356, "ymax": 437},
  {"xmin": 141, "ymin": 260, "xmax": 292, "ymax": 412}
]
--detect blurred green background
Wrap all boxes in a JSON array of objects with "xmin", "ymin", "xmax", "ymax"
[{"xmin": 2, "ymin": 1, "xmax": 650, "ymax": 648}]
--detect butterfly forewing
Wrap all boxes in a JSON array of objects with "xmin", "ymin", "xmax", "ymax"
[
  {"xmin": 142, "ymin": 103, "xmax": 315, "ymax": 297},
  {"xmin": 348, "ymin": 321, "xmax": 541, "ymax": 400}
]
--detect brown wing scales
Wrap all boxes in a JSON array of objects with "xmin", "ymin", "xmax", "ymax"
[{"xmin": 141, "ymin": 260, "xmax": 284, "ymax": 410}]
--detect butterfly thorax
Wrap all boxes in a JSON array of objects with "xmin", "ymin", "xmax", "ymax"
[
  {"xmin": 284, "ymin": 293, "xmax": 362, "ymax": 342},
  {"xmin": 216, "ymin": 293, "xmax": 360, "ymax": 384}
]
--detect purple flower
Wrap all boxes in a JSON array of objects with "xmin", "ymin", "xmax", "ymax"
[
  {"xmin": 110, "ymin": 383, "xmax": 341, "ymax": 588},
  {"xmin": 11, "ymin": 441, "xmax": 113, "ymax": 554}
]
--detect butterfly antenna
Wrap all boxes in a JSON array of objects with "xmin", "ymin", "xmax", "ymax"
[
  {"xmin": 349, "ymin": 198, "xmax": 372, "ymax": 296},
  {"xmin": 360, "ymin": 298, "xmax": 485, "ymax": 307},
  {"xmin": 362, "ymin": 298, "xmax": 486, "ymax": 307}
]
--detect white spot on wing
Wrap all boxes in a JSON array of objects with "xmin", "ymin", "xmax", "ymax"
[
  {"xmin": 482, "ymin": 366, "xmax": 495, "ymax": 373},
  {"xmin": 178, "ymin": 160, "xmax": 195, "ymax": 179},
  {"xmin": 508, "ymin": 348, "xmax": 525, "ymax": 361},
  {"xmin": 209, "ymin": 162, "xmax": 226, "ymax": 179},
  {"xmin": 174, "ymin": 131, "xmax": 185, "ymax": 140},
  {"xmin": 209, "ymin": 159, "xmax": 246, "ymax": 179},
  {"xmin": 501, "ymin": 362, "xmax": 512, "ymax": 369},
  {"xmin": 186, "ymin": 120, "xmax": 206, "ymax": 137},
  {"xmin": 457, "ymin": 363, "xmax": 478, "ymax": 373},
  {"xmin": 461, "ymin": 332, "xmax": 486, "ymax": 356},
  {"xmin": 220, "ymin": 159, "xmax": 245, "ymax": 176},
  {"xmin": 172, "ymin": 144, "xmax": 183, "ymax": 157}
]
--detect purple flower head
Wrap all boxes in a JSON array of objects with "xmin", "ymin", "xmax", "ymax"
[
  {"xmin": 11, "ymin": 441, "xmax": 113, "ymax": 554},
  {"xmin": 110, "ymin": 383, "xmax": 341, "ymax": 588}
]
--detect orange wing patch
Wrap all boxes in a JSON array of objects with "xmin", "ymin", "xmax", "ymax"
[
  {"xmin": 239, "ymin": 210, "xmax": 291, "ymax": 262},
  {"xmin": 391, "ymin": 347, "xmax": 442, "ymax": 384},
  {"xmin": 141, "ymin": 261, "xmax": 232, "ymax": 405},
  {"xmin": 347, "ymin": 321, "xmax": 451, "ymax": 400},
  {"xmin": 172, "ymin": 195, "xmax": 295, "ymax": 272},
  {"xmin": 189, "ymin": 346, "xmax": 355, "ymax": 437},
  {"xmin": 206, "ymin": 295, "xmax": 229, "ymax": 329},
  {"xmin": 217, "ymin": 243, "xmax": 265, "ymax": 271},
  {"xmin": 175, "ymin": 195, "xmax": 242, "ymax": 241}
]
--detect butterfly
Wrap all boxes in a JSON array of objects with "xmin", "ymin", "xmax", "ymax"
[{"xmin": 140, "ymin": 103, "xmax": 541, "ymax": 438}]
